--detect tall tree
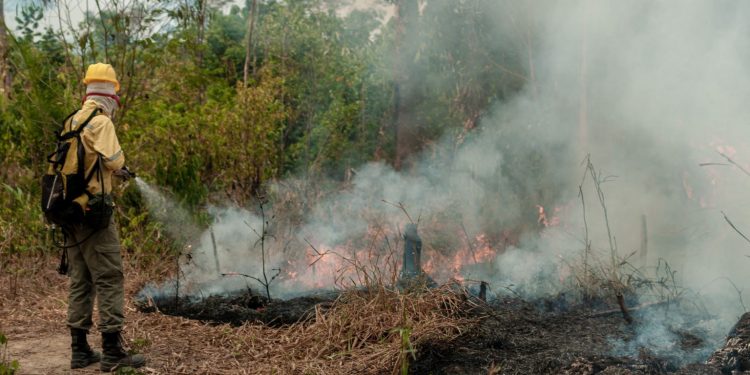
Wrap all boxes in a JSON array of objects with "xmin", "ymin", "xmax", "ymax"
[
  {"xmin": 0, "ymin": 0, "xmax": 9, "ymax": 99},
  {"xmin": 391, "ymin": 0, "xmax": 420, "ymax": 171},
  {"xmin": 243, "ymin": 0, "xmax": 257, "ymax": 85}
]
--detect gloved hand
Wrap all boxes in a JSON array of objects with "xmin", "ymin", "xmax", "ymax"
[{"xmin": 113, "ymin": 166, "xmax": 136, "ymax": 181}]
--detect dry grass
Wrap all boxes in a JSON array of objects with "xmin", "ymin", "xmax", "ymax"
[
  {"xmin": 1, "ymin": 254, "xmax": 477, "ymax": 374},
  {"xmin": 229, "ymin": 284, "xmax": 475, "ymax": 374}
]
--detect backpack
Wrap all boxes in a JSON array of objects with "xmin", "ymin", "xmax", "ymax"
[{"xmin": 41, "ymin": 108, "xmax": 103, "ymax": 228}]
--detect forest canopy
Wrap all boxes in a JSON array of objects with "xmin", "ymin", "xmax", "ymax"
[{"xmin": 0, "ymin": 0, "xmax": 532, "ymax": 256}]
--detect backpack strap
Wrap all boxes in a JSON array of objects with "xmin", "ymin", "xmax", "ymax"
[
  {"xmin": 62, "ymin": 108, "xmax": 78, "ymax": 122},
  {"xmin": 57, "ymin": 109, "xmax": 79, "ymax": 136},
  {"xmin": 46, "ymin": 110, "xmax": 82, "ymax": 165},
  {"xmin": 53, "ymin": 108, "xmax": 104, "ymax": 194},
  {"xmin": 58, "ymin": 108, "xmax": 102, "ymax": 141},
  {"xmin": 83, "ymin": 155, "xmax": 102, "ymax": 195},
  {"xmin": 75, "ymin": 108, "xmax": 103, "ymax": 132}
]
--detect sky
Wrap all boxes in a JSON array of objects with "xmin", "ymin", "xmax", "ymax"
[
  {"xmin": 4, "ymin": 0, "xmax": 394, "ymax": 37},
  {"xmin": 4, "ymin": 0, "xmax": 245, "ymax": 36}
]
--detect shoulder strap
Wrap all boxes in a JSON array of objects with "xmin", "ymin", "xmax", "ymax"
[
  {"xmin": 60, "ymin": 109, "xmax": 79, "ymax": 135},
  {"xmin": 58, "ymin": 108, "xmax": 102, "ymax": 141},
  {"xmin": 76, "ymin": 108, "xmax": 105, "ymax": 191}
]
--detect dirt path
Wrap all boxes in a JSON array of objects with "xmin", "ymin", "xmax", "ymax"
[{"xmin": 7, "ymin": 333, "xmax": 99, "ymax": 375}]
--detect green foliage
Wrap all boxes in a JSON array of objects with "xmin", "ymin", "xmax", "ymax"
[
  {"xmin": 0, "ymin": 332, "xmax": 20, "ymax": 375},
  {"xmin": 2, "ymin": 0, "xmax": 531, "ymax": 259},
  {"xmin": 0, "ymin": 183, "xmax": 47, "ymax": 255},
  {"xmin": 113, "ymin": 366, "xmax": 143, "ymax": 375},
  {"xmin": 393, "ymin": 326, "xmax": 415, "ymax": 375},
  {"xmin": 14, "ymin": 5, "xmax": 43, "ymax": 42}
]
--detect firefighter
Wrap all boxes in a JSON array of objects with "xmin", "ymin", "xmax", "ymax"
[{"xmin": 66, "ymin": 63, "xmax": 146, "ymax": 371}]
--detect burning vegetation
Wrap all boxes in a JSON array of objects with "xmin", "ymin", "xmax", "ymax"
[{"xmin": 132, "ymin": 158, "xmax": 750, "ymax": 373}]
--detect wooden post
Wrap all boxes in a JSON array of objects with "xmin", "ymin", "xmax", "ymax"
[{"xmin": 400, "ymin": 223, "xmax": 422, "ymax": 280}]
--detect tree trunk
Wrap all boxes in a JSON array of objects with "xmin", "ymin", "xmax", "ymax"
[
  {"xmin": 578, "ymin": 0, "xmax": 589, "ymax": 160},
  {"xmin": 392, "ymin": 1, "xmax": 405, "ymax": 170},
  {"xmin": 391, "ymin": 0, "xmax": 406, "ymax": 170},
  {"xmin": 197, "ymin": 0, "xmax": 207, "ymax": 103},
  {"xmin": 392, "ymin": 0, "xmax": 421, "ymax": 171},
  {"xmin": 243, "ymin": 0, "xmax": 258, "ymax": 86},
  {"xmin": 197, "ymin": 0, "xmax": 206, "ymax": 65},
  {"xmin": 0, "ymin": 0, "xmax": 10, "ymax": 99}
]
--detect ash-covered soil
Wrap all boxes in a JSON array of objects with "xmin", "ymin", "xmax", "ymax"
[
  {"xmin": 413, "ymin": 297, "xmax": 742, "ymax": 375},
  {"xmin": 136, "ymin": 288, "xmax": 748, "ymax": 375}
]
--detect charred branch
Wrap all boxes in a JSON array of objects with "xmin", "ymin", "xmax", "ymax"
[
  {"xmin": 616, "ymin": 293, "xmax": 633, "ymax": 324},
  {"xmin": 135, "ymin": 289, "xmax": 337, "ymax": 327}
]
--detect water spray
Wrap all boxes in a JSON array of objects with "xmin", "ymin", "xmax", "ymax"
[{"xmin": 133, "ymin": 176, "xmax": 149, "ymax": 195}]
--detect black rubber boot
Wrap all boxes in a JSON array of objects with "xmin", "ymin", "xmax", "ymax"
[
  {"xmin": 70, "ymin": 328, "xmax": 101, "ymax": 369},
  {"xmin": 100, "ymin": 331, "xmax": 146, "ymax": 372}
]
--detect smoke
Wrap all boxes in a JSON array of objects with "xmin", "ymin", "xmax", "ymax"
[
  {"xmin": 488, "ymin": 0, "xmax": 750, "ymax": 302},
  {"xmin": 469, "ymin": 0, "xmax": 750, "ymax": 361},
  {"xmin": 137, "ymin": 0, "xmax": 750, "ymax": 363},
  {"xmin": 608, "ymin": 304, "xmax": 726, "ymax": 366}
]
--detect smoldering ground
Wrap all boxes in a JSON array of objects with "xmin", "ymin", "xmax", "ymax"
[{"xmin": 137, "ymin": 0, "xmax": 750, "ymax": 366}]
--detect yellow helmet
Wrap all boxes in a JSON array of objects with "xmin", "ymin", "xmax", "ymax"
[{"xmin": 83, "ymin": 63, "xmax": 120, "ymax": 92}]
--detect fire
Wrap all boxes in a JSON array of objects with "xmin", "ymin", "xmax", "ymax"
[
  {"xmin": 537, "ymin": 205, "xmax": 561, "ymax": 227},
  {"xmin": 270, "ymin": 202, "xmax": 577, "ymax": 292},
  {"xmin": 272, "ymin": 221, "xmax": 523, "ymax": 291},
  {"xmin": 537, "ymin": 205, "xmax": 548, "ymax": 226},
  {"xmin": 279, "ymin": 224, "xmax": 406, "ymax": 290},
  {"xmin": 421, "ymin": 231, "xmax": 501, "ymax": 282}
]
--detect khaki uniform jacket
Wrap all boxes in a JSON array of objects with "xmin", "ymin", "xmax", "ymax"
[{"xmin": 65, "ymin": 100, "xmax": 124, "ymax": 195}]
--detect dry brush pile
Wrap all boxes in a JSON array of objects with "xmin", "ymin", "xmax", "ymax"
[{"xmin": 157, "ymin": 284, "xmax": 478, "ymax": 374}]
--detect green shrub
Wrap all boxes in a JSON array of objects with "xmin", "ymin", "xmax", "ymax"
[{"xmin": 0, "ymin": 332, "xmax": 19, "ymax": 375}]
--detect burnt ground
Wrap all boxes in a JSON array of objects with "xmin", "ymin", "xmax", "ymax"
[
  {"xmin": 412, "ymin": 298, "xmax": 724, "ymax": 375},
  {"xmin": 136, "ymin": 287, "xmax": 749, "ymax": 375},
  {"xmin": 413, "ymin": 300, "xmax": 750, "ymax": 375},
  {"xmin": 136, "ymin": 289, "xmax": 339, "ymax": 326}
]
